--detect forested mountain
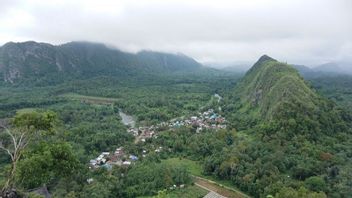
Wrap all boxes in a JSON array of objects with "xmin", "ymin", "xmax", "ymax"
[
  {"xmin": 226, "ymin": 55, "xmax": 351, "ymax": 131},
  {"xmin": 218, "ymin": 55, "xmax": 352, "ymax": 197},
  {"xmin": 0, "ymin": 41, "xmax": 203, "ymax": 84},
  {"xmin": 229, "ymin": 55, "xmax": 320, "ymax": 124}
]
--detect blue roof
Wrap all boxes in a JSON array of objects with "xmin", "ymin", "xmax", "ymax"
[{"xmin": 130, "ymin": 155, "xmax": 138, "ymax": 160}]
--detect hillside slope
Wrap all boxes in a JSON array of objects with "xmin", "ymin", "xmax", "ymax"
[
  {"xmin": 226, "ymin": 55, "xmax": 350, "ymax": 134},
  {"xmin": 218, "ymin": 55, "xmax": 352, "ymax": 197},
  {"xmin": 0, "ymin": 41, "xmax": 202, "ymax": 84},
  {"xmin": 234, "ymin": 55, "xmax": 318, "ymax": 119}
]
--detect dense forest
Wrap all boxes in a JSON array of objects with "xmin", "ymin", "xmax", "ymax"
[
  {"xmin": 1, "ymin": 48, "xmax": 352, "ymax": 198},
  {"xmin": 0, "ymin": 67, "xmax": 241, "ymax": 197}
]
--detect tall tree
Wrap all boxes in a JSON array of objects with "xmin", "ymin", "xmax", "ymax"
[{"xmin": 0, "ymin": 111, "xmax": 57, "ymax": 193}]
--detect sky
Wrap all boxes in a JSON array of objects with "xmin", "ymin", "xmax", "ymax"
[{"xmin": 0, "ymin": 0, "xmax": 351, "ymax": 67}]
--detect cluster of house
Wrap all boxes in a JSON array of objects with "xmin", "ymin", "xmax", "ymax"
[
  {"xmin": 167, "ymin": 109, "xmax": 226, "ymax": 133},
  {"xmin": 89, "ymin": 147, "xmax": 138, "ymax": 169},
  {"xmin": 128, "ymin": 126, "xmax": 156, "ymax": 142},
  {"xmin": 89, "ymin": 96, "xmax": 226, "ymax": 171},
  {"xmin": 125, "ymin": 109, "xmax": 227, "ymax": 143}
]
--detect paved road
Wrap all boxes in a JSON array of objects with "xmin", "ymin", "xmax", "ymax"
[{"xmin": 203, "ymin": 191, "xmax": 227, "ymax": 198}]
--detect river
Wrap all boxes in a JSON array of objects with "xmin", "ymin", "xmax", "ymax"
[
  {"xmin": 214, "ymin": 93, "xmax": 222, "ymax": 103},
  {"xmin": 118, "ymin": 110, "xmax": 136, "ymax": 128}
]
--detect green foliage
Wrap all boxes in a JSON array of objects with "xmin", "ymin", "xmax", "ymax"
[
  {"xmin": 309, "ymin": 75, "xmax": 352, "ymax": 111},
  {"xmin": 145, "ymin": 185, "xmax": 208, "ymax": 198},
  {"xmin": 0, "ymin": 68, "xmax": 241, "ymax": 197},
  {"xmin": 1, "ymin": 52, "xmax": 351, "ymax": 198},
  {"xmin": 50, "ymin": 102, "xmax": 134, "ymax": 158},
  {"xmin": 304, "ymin": 176, "xmax": 327, "ymax": 192},
  {"xmin": 215, "ymin": 56, "xmax": 352, "ymax": 197},
  {"xmin": 275, "ymin": 187, "xmax": 327, "ymax": 198},
  {"xmin": 13, "ymin": 110, "xmax": 57, "ymax": 132},
  {"xmin": 17, "ymin": 142, "xmax": 80, "ymax": 189},
  {"xmin": 124, "ymin": 162, "xmax": 191, "ymax": 197}
]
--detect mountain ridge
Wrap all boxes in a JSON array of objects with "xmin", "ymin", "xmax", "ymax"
[{"xmin": 0, "ymin": 41, "xmax": 203, "ymax": 84}]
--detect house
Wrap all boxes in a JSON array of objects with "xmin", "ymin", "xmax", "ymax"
[
  {"xmin": 89, "ymin": 159, "xmax": 97, "ymax": 166},
  {"xmin": 115, "ymin": 147, "xmax": 124, "ymax": 157},
  {"xmin": 87, "ymin": 178, "xmax": 94, "ymax": 184},
  {"xmin": 122, "ymin": 161, "xmax": 131, "ymax": 165},
  {"xmin": 155, "ymin": 147, "xmax": 162, "ymax": 153},
  {"xmin": 129, "ymin": 155, "xmax": 138, "ymax": 161}
]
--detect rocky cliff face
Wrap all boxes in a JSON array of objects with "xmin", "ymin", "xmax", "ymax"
[
  {"xmin": 0, "ymin": 41, "xmax": 202, "ymax": 84},
  {"xmin": 0, "ymin": 41, "xmax": 66, "ymax": 83}
]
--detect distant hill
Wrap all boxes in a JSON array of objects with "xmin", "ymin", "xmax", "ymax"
[
  {"xmin": 0, "ymin": 41, "xmax": 203, "ymax": 84},
  {"xmin": 204, "ymin": 62, "xmax": 250, "ymax": 73},
  {"xmin": 314, "ymin": 62, "xmax": 352, "ymax": 75},
  {"xmin": 292, "ymin": 64, "xmax": 315, "ymax": 76},
  {"xmin": 292, "ymin": 62, "xmax": 352, "ymax": 79}
]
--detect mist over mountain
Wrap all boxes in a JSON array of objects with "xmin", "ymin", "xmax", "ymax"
[
  {"xmin": 212, "ymin": 61, "xmax": 352, "ymax": 78},
  {"xmin": 0, "ymin": 1, "xmax": 352, "ymax": 197},
  {"xmin": 0, "ymin": 41, "xmax": 203, "ymax": 84},
  {"xmin": 313, "ymin": 62, "xmax": 352, "ymax": 74},
  {"xmin": 203, "ymin": 61, "xmax": 251, "ymax": 73},
  {"xmin": 291, "ymin": 62, "xmax": 352, "ymax": 78}
]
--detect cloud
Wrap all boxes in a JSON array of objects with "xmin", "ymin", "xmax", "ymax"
[{"xmin": 0, "ymin": 0, "xmax": 351, "ymax": 66}]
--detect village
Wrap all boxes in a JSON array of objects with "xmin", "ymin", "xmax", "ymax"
[
  {"xmin": 89, "ymin": 93, "xmax": 226, "ymax": 170},
  {"xmin": 89, "ymin": 147, "xmax": 136, "ymax": 169},
  {"xmin": 89, "ymin": 108, "xmax": 226, "ymax": 169}
]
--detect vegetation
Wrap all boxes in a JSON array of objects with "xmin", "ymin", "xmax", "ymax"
[
  {"xmin": 0, "ymin": 67, "xmax": 239, "ymax": 197},
  {"xmin": 0, "ymin": 51, "xmax": 351, "ymax": 198},
  {"xmin": 0, "ymin": 111, "xmax": 57, "ymax": 193},
  {"xmin": 217, "ymin": 56, "xmax": 352, "ymax": 197},
  {"xmin": 0, "ymin": 41, "xmax": 204, "ymax": 85},
  {"xmin": 309, "ymin": 75, "xmax": 352, "ymax": 111},
  {"xmin": 143, "ymin": 185, "xmax": 208, "ymax": 198}
]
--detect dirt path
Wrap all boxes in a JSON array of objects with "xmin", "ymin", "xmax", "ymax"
[{"xmin": 193, "ymin": 176, "xmax": 250, "ymax": 198}]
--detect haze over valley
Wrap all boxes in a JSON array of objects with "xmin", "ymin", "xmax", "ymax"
[{"xmin": 0, "ymin": 1, "xmax": 351, "ymax": 198}]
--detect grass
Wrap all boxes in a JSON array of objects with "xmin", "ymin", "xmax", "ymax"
[
  {"xmin": 162, "ymin": 158, "xmax": 203, "ymax": 176},
  {"xmin": 0, "ymin": 162, "xmax": 9, "ymax": 187},
  {"xmin": 138, "ymin": 185, "xmax": 208, "ymax": 198},
  {"xmin": 16, "ymin": 108, "xmax": 37, "ymax": 114},
  {"xmin": 160, "ymin": 185, "xmax": 208, "ymax": 198},
  {"xmin": 59, "ymin": 93, "xmax": 120, "ymax": 104},
  {"xmin": 162, "ymin": 158, "xmax": 251, "ymax": 198}
]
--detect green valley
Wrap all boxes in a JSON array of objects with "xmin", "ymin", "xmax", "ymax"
[{"xmin": 0, "ymin": 42, "xmax": 351, "ymax": 198}]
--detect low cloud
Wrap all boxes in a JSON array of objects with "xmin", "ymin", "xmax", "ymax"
[{"xmin": 0, "ymin": 0, "xmax": 351, "ymax": 66}]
